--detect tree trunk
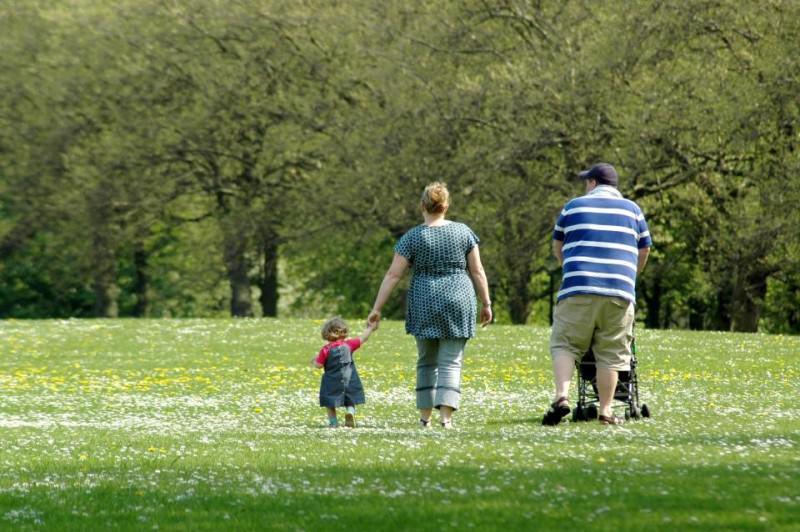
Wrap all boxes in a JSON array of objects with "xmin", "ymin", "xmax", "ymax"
[
  {"xmin": 259, "ymin": 236, "xmax": 279, "ymax": 317},
  {"xmin": 93, "ymin": 276, "xmax": 119, "ymax": 317},
  {"xmin": 730, "ymin": 271, "xmax": 769, "ymax": 332},
  {"xmin": 223, "ymin": 234, "xmax": 253, "ymax": 317},
  {"xmin": 88, "ymin": 183, "xmax": 120, "ymax": 318},
  {"xmin": 688, "ymin": 297, "xmax": 706, "ymax": 330},
  {"xmin": 132, "ymin": 242, "xmax": 149, "ymax": 317},
  {"xmin": 642, "ymin": 275, "xmax": 662, "ymax": 329},
  {"xmin": 508, "ymin": 271, "xmax": 532, "ymax": 324},
  {"xmin": 92, "ymin": 243, "xmax": 119, "ymax": 318},
  {"xmin": 548, "ymin": 269, "xmax": 556, "ymax": 326},
  {"xmin": 711, "ymin": 284, "xmax": 733, "ymax": 332}
]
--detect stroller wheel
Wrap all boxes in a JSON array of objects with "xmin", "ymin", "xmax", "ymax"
[
  {"xmin": 624, "ymin": 408, "xmax": 631, "ymax": 421},
  {"xmin": 585, "ymin": 405, "xmax": 598, "ymax": 420},
  {"xmin": 572, "ymin": 406, "xmax": 585, "ymax": 422},
  {"xmin": 631, "ymin": 406, "xmax": 641, "ymax": 420},
  {"xmin": 641, "ymin": 404, "xmax": 651, "ymax": 418}
]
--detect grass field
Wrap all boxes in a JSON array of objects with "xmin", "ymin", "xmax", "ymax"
[{"xmin": 1, "ymin": 318, "xmax": 798, "ymax": 531}]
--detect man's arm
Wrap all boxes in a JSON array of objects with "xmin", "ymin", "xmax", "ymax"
[
  {"xmin": 553, "ymin": 240, "xmax": 564, "ymax": 266},
  {"xmin": 637, "ymin": 247, "xmax": 650, "ymax": 273}
]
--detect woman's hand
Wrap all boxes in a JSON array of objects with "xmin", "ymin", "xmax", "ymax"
[
  {"xmin": 480, "ymin": 304, "xmax": 493, "ymax": 327},
  {"xmin": 367, "ymin": 309, "xmax": 381, "ymax": 329},
  {"xmin": 467, "ymin": 247, "xmax": 492, "ymax": 328}
]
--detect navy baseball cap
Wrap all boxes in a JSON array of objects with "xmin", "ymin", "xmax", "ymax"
[{"xmin": 578, "ymin": 163, "xmax": 618, "ymax": 186}]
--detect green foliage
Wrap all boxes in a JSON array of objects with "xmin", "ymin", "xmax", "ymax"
[
  {"xmin": 0, "ymin": 234, "xmax": 94, "ymax": 318},
  {"xmin": 1, "ymin": 0, "xmax": 799, "ymax": 331},
  {"xmin": 762, "ymin": 274, "xmax": 800, "ymax": 334},
  {"xmin": 284, "ymin": 228, "xmax": 408, "ymax": 319}
]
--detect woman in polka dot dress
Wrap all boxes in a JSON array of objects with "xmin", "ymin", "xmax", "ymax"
[{"xmin": 368, "ymin": 182, "xmax": 492, "ymax": 428}]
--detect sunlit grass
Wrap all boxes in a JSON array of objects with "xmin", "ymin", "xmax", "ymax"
[{"xmin": 1, "ymin": 319, "xmax": 798, "ymax": 530}]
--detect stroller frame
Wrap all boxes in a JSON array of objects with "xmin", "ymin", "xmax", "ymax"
[{"xmin": 571, "ymin": 335, "xmax": 651, "ymax": 422}]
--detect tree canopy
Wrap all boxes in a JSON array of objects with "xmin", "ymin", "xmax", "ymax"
[{"xmin": 1, "ymin": 0, "xmax": 798, "ymax": 333}]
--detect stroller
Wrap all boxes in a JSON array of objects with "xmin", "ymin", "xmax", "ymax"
[{"xmin": 571, "ymin": 334, "xmax": 651, "ymax": 422}]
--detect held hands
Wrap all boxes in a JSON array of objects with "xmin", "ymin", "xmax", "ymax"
[
  {"xmin": 360, "ymin": 319, "xmax": 378, "ymax": 343},
  {"xmin": 367, "ymin": 309, "xmax": 381, "ymax": 330}
]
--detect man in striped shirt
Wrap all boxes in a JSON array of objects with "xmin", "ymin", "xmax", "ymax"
[{"xmin": 543, "ymin": 163, "xmax": 652, "ymax": 426}]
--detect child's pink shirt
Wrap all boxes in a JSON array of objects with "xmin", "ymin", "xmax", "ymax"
[{"xmin": 315, "ymin": 338, "xmax": 362, "ymax": 366}]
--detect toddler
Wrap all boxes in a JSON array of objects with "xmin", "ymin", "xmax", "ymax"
[{"xmin": 311, "ymin": 317, "xmax": 375, "ymax": 428}]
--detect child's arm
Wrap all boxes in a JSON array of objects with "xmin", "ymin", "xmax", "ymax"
[
  {"xmin": 359, "ymin": 321, "xmax": 377, "ymax": 344},
  {"xmin": 311, "ymin": 346, "xmax": 327, "ymax": 368}
]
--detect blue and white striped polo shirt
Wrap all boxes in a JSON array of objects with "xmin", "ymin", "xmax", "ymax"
[{"xmin": 553, "ymin": 185, "xmax": 652, "ymax": 304}]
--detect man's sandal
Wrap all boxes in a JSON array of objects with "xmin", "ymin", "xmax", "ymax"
[
  {"xmin": 598, "ymin": 414, "xmax": 624, "ymax": 425},
  {"xmin": 542, "ymin": 396, "xmax": 571, "ymax": 426}
]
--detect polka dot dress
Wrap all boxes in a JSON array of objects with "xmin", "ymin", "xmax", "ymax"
[{"xmin": 394, "ymin": 221, "xmax": 480, "ymax": 339}]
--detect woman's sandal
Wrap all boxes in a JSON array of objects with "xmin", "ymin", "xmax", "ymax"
[
  {"xmin": 541, "ymin": 396, "xmax": 571, "ymax": 426},
  {"xmin": 598, "ymin": 414, "xmax": 625, "ymax": 425}
]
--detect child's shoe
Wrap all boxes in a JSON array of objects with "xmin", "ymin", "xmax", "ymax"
[
  {"xmin": 328, "ymin": 416, "xmax": 338, "ymax": 428},
  {"xmin": 344, "ymin": 406, "xmax": 356, "ymax": 428},
  {"xmin": 440, "ymin": 419, "xmax": 453, "ymax": 429},
  {"xmin": 419, "ymin": 418, "xmax": 432, "ymax": 429}
]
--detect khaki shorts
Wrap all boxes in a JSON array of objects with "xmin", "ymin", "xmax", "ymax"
[{"xmin": 550, "ymin": 294, "xmax": 634, "ymax": 371}]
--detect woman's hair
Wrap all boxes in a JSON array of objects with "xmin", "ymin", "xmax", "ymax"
[
  {"xmin": 421, "ymin": 181, "xmax": 449, "ymax": 214},
  {"xmin": 321, "ymin": 317, "xmax": 348, "ymax": 341}
]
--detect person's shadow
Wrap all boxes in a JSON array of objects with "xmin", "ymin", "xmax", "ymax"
[{"xmin": 485, "ymin": 416, "xmax": 541, "ymax": 426}]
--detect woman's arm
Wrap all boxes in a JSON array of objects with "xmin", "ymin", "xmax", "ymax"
[
  {"xmin": 367, "ymin": 253, "xmax": 409, "ymax": 328},
  {"xmin": 467, "ymin": 246, "xmax": 492, "ymax": 326}
]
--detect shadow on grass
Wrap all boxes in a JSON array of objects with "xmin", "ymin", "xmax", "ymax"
[
  {"xmin": 485, "ymin": 416, "xmax": 542, "ymax": 426},
  {"xmin": 2, "ymin": 460, "xmax": 796, "ymax": 531}
]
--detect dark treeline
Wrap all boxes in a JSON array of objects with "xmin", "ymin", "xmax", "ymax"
[{"xmin": 1, "ymin": 0, "xmax": 799, "ymax": 333}]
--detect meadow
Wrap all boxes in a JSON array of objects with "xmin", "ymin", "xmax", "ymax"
[{"xmin": 0, "ymin": 318, "xmax": 798, "ymax": 531}]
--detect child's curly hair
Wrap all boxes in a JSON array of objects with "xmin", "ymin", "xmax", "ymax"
[{"xmin": 321, "ymin": 317, "xmax": 348, "ymax": 341}]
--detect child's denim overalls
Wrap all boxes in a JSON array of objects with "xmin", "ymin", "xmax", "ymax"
[{"xmin": 319, "ymin": 343, "xmax": 365, "ymax": 408}]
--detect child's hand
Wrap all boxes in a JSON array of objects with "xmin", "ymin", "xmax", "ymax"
[{"xmin": 361, "ymin": 320, "xmax": 377, "ymax": 343}]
